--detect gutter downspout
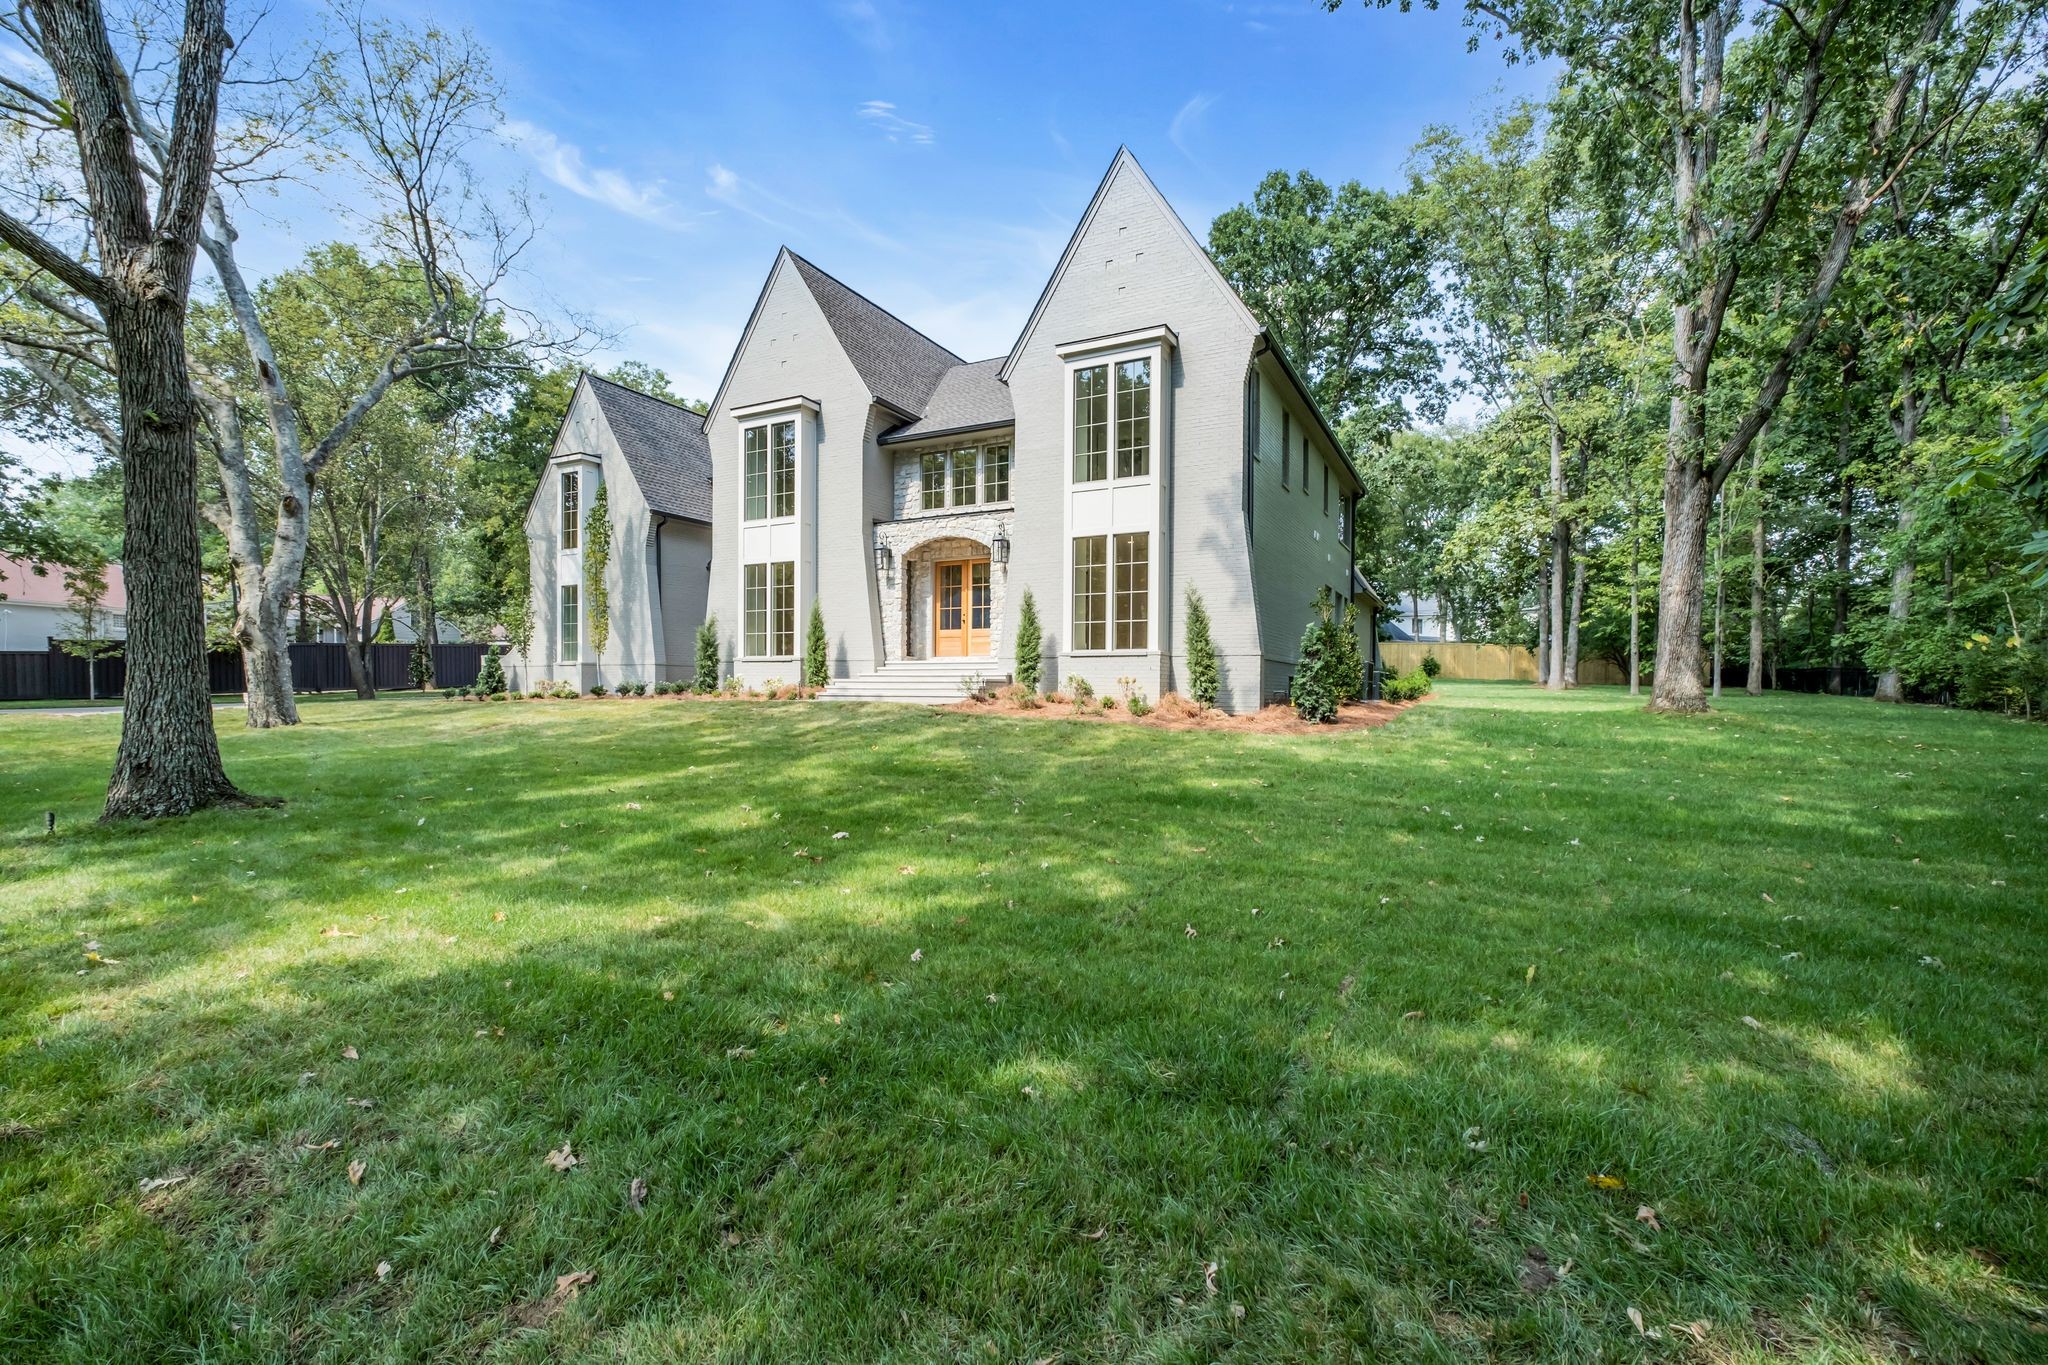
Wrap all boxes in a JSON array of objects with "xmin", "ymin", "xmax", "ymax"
[{"xmin": 652, "ymin": 513, "xmax": 668, "ymax": 677}]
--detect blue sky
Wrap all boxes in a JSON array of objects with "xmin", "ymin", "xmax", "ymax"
[{"xmin": 11, "ymin": 1, "xmax": 1549, "ymax": 475}]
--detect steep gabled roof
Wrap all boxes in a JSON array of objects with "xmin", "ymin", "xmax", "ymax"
[
  {"xmin": 878, "ymin": 358, "xmax": 1012, "ymax": 445},
  {"xmin": 785, "ymin": 252, "xmax": 962, "ymax": 417},
  {"xmin": 583, "ymin": 373, "xmax": 713, "ymax": 523}
]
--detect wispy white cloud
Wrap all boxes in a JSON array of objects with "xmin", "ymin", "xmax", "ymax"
[
  {"xmin": 856, "ymin": 100, "xmax": 934, "ymax": 145},
  {"xmin": 504, "ymin": 119, "xmax": 691, "ymax": 229},
  {"xmin": 1169, "ymin": 93, "xmax": 1219, "ymax": 163},
  {"xmin": 705, "ymin": 162, "xmax": 903, "ymax": 253},
  {"xmin": 835, "ymin": 0, "xmax": 892, "ymax": 52}
]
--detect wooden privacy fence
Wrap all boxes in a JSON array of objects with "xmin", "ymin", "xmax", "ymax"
[
  {"xmin": 0, "ymin": 642, "xmax": 488, "ymax": 702},
  {"xmin": 1381, "ymin": 640, "xmax": 1629, "ymax": 686}
]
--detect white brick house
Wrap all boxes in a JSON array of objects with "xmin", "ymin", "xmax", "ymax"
[{"xmin": 518, "ymin": 148, "xmax": 1379, "ymax": 709}]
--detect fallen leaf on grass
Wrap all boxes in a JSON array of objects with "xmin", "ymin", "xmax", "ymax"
[
  {"xmin": 1635, "ymin": 1204, "xmax": 1662, "ymax": 1230},
  {"xmin": 348, "ymin": 1160, "xmax": 366, "ymax": 1187},
  {"xmin": 1078, "ymin": 1226, "xmax": 1107, "ymax": 1241},
  {"xmin": 300, "ymin": 1139, "xmax": 339, "ymax": 1153},
  {"xmin": 83, "ymin": 951, "xmax": 122, "ymax": 965},
  {"xmin": 544, "ymin": 1142, "xmax": 579, "ymax": 1172},
  {"xmin": 137, "ymin": 1174, "xmax": 188, "ymax": 1193},
  {"xmin": 1401, "ymin": 1010, "xmax": 1425, "ymax": 1021},
  {"xmin": 628, "ymin": 1177, "xmax": 648, "ymax": 1212},
  {"xmin": 487, "ymin": 1225, "xmax": 503, "ymax": 1248},
  {"xmin": 341, "ymin": 1046, "xmax": 359, "ymax": 1060},
  {"xmin": 320, "ymin": 926, "xmax": 357, "ymax": 938},
  {"xmin": 1741, "ymin": 1016, "xmax": 1763, "ymax": 1030},
  {"xmin": 492, "ymin": 911, "xmax": 506, "ymax": 923},
  {"xmin": 1586, "ymin": 1174, "xmax": 1624, "ymax": 1190},
  {"xmin": 345, "ymin": 1097, "xmax": 374, "ymax": 1109},
  {"xmin": 1672, "ymin": 1320, "xmax": 1709, "ymax": 1343},
  {"xmin": 376, "ymin": 1261, "xmax": 392, "ymax": 1281},
  {"xmin": 1626, "ymin": 1305, "xmax": 1661, "ymax": 1338},
  {"xmin": 1203, "ymin": 1261, "xmax": 1219, "ymax": 1297}
]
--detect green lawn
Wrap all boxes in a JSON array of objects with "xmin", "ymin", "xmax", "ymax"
[{"xmin": 1, "ymin": 684, "xmax": 2042, "ymax": 1362}]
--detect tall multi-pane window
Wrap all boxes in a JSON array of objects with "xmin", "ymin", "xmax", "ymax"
[
  {"xmin": 1280, "ymin": 412, "xmax": 1291, "ymax": 488},
  {"xmin": 770, "ymin": 421, "xmax": 796, "ymax": 518},
  {"xmin": 1071, "ymin": 536, "xmax": 1108, "ymax": 651},
  {"xmin": 1073, "ymin": 364, "xmax": 1108, "ymax": 482},
  {"xmin": 743, "ymin": 563, "xmax": 768, "ymax": 657},
  {"xmin": 921, "ymin": 453, "xmax": 947, "ymax": 510},
  {"xmin": 769, "ymin": 561, "xmax": 796, "ymax": 656},
  {"xmin": 559, "ymin": 471, "xmax": 581, "ymax": 549},
  {"xmin": 1113, "ymin": 532, "xmax": 1149, "ymax": 650},
  {"xmin": 743, "ymin": 427, "xmax": 769, "ymax": 521},
  {"xmin": 1322, "ymin": 462, "xmax": 1330, "ymax": 514},
  {"xmin": 949, "ymin": 448, "xmax": 979, "ymax": 506},
  {"xmin": 983, "ymin": 444, "xmax": 1010, "ymax": 503},
  {"xmin": 1114, "ymin": 358, "xmax": 1151, "ymax": 478},
  {"xmin": 1302, "ymin": 435, "xmax": 1310, "ymax": 494},
  {"xmin": 559, "ymin": 583, "xmax": 579, "ymax": 661}
]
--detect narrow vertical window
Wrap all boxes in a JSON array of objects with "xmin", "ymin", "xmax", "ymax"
[
  {"xmin": 743, "ymin": 427, "xmax": 768, "ymax": 522},
  {"xmin": 559, "ymin": 583, "xmax": 579, "ymax": 661},
  {"xmin": 1302, "ymin": 435, "xmax": 1310, "ymax": 494},
  {"xmin": 1073, "ymin": 364, "xmax": 1108, "ymax": 482},
  {"xmin": 770, "ymin": 561, "xmax": 796, "ymax": 656},
  {"xmin": 984, "ymin": 444, "xmax": 1010, "ymax": 503},
  {"xmin": 1071, "ymin": 535, "xmax": 1107, "ymax": 651},
  {"xmin": 1114, "ymin": 357, "xmax": 1151, "ymax": 478},
  {"xmin": 1113, "ymin": 531, "xmax": 1149, "ymax": 650},
  {"xmin": 560, "ymin": 470, "xmax": 580, "ymax": 550},
  {"xmin": 1281, "ymin": 412, "xmax": 1291, "ymax": 488},
  {"xmin": 743, "ymin": 563, "xmax": 768, "ymax": 657},
  {"xmin": 950, "ymin": 447, "xmax": 979, "ymax": 506},
  {"xmin": 921, "ymin": 453, "xmax": 946, "ymax": 510},
  {"xmin": 770, "ymin": 420, "xmax": 796, "ymax": 518},
  {"xmin": 1323, "ymin": 461, "xmax": 1330, "ymax": 514}
]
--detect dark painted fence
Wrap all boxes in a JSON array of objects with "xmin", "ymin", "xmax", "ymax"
[{"xmin": 1, "ymin": 642, "xmax": 487, "ymax": 702}]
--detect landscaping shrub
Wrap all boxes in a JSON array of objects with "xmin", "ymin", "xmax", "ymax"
[
  {"xmin": 1336, "ymin": 602, "xmax": 1366, "ymax": 702},
  {"xmin": 804, "ymin": 601, "xmax": 829, "ymax": 690},
  {"xmin": 1420, "ymin": 650, "xmax": 1443, "ymax": 679},
  {"xmin": 408, "ymin": 637, "xmax": 434, "ymax": 690},
  {"xmin": 589, "ymin": 683, "xmax": 609, "ymax": 697},
  {"xmin": 1015, "ymin": 590, "xmax": 1043, "ymax": 693},
  {"xmin": 1184, "ymin": 587, "xmax": 1218, "ymax": 707},
  {"xmin": 474, "ymin": 647, "xmax": 506, "ymax": 697},
  {"xmin": 1381, "ymin": 668, "xmax": 1434, "ymax": 703},
  {"xmin": 1292, "ymin": 588, "xmax": 1344, "ymax": 723},
  {"xmin": 695, "ymin": 616, "xmax": 721, "ymax": 692},
  {"xmin": 1067, "ymin": 675, "xmax": 1095, "ymax": 711},
  {"xmin": 1118, "ymin": 677, "xmax": 1151, "ymax": 717}
]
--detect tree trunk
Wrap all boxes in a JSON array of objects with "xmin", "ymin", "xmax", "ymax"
[
  {"xmin": 25, "ymin": 0, "xmax": 247, "ymax": 818},
  {"xmin": 1628, "ymin": 536, "xmax": 1641, "ymax": 697},
  {"xmin": 240, "ymin": 600, "xmax": 297, "ymax": 726},
  {"xmin": 1712, "ymin": 470, "xmax": 1728, "ymax": 700},
  {"xmin": 1651, "ymin": 441, "xmax": 1714, "ymax": 713},
  {"xmin": 413, "ymin": 550, "xmax": 438, "ymax": 689},
  {"xmin": 1828, "ymin": 460, "xmax": 1852, "ymax": 695},
  {"xmin": 1546, "ymin": 413, "xmax": 1567, "ymax": 691},
  {"xmin": 1534, "ymin": 579, "xmax": 1551, "ymax": 686},
  {"xmin": 1563, "ymin": 555, "xmax": 1586, "ymax": 688},
  {"xmin": 1747, "ymin": 474, "xmax": 1767, "ymax": 697},
  {"xmin": 1871, "ymin": 502, "xmax": 1914, "ymax": 703}
]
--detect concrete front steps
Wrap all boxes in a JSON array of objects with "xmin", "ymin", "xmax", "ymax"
[{"xmin": 816, "ymin": 658, "xmax": 1010, "ymax": 705}]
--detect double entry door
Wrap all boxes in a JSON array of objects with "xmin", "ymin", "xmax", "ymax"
[{"xmin": 933, "ymin": 558, "xmax": 991, "ymax": 657}]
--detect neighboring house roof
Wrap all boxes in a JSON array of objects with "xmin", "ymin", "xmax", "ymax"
[
  {"xmin": 583, "ymin": 373, "xmax": 713, "ymax": 523},
  {"xmin": 784, "ymin": 252, "xmax": 962, "ymax": 418},
  {"xmin": 0, "ymin": 555, "xmax": 127, "ymax": 610},
  {"xmin": 877, "ymin": 358, "xmax": 1013, "ymax": 445}
]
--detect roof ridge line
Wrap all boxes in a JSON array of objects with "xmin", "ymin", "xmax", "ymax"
[{"xmin": 583, "ymin": 370, "xmax": 706, "ymax": 422}]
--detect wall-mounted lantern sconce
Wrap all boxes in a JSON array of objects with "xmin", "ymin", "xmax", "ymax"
[
  {"xmin": 992, "ymin": 531, "xmax": 1010, "ymax": 565},
  {"xmin": 874, "ymin": 543, "xmax": 892, "ymax": 574}
]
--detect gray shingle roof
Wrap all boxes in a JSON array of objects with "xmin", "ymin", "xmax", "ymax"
[
  {"xmin": 787, "ymin": 252, "xmax": 961, "ymax": 416},
  {"xmin": 585, "ymin": 374, "xmax": 712, "ymax": 523},
  {"xmin": 877, "ymin": 358, "xmax": 1013, "ymax": 444}
]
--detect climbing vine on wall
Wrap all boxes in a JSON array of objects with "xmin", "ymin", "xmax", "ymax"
[{"xmin": 585, "ymin": 480, "xmax": 612, "ymax": 654}]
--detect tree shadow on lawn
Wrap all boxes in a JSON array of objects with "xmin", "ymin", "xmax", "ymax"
[{"xmin": 1, "ymin": 697, "xmax": 2044, "ymax": 1360}]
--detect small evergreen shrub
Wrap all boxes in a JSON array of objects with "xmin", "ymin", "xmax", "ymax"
[
  {"xmin": 408, "ymin": 637, "xmax": 434, "ymax": 690},
  {"xmin": 803, "ymin": 601, "xmax": 829, "ymax": 690},
  {"xmin": 1184, "ymin": 587, "xmax": 1219, "ymax": 708},
  {"xmin": 1381, "ymin": 668, "xmax": 1434, "ymax": 703},
  {"xmin": 1292, "ymin": 589, "xmax": 1343, "ymax": 723},
  {"xmin": 1335, "ymin": 602, "xmax": 1366, "ymax": 702},
  {"xmin": 589, "ymin": 683, "xmax": 609, "ymax": 697},
  {"xmin": 1066, "ymin": 675, "xmax": 1095, "ymax": 711},
  {"xmin": 695, "ymin": 616, "xmax": 721, "ymax": 692},
  {"xmin": 1420, "ymin": 650, "xmax": 1443, "ymax": 679},
  {"xmin": 1119, "ymin": 677, "xmax": 1152, "ymax": 717},
  {"xmin": 475, "ymin": 647, "xmax": 507, "ymax": 697},
  {"xmin": 1015, "ymin": 590, "xmax": 1043, "ymax": 694}
]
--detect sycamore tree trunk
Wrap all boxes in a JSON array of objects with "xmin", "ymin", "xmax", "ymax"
[
  {"xmin": 1535, "ymin": 578, "xmax": 1551, "ymax": 686},
  {"xmin": 1874, "ymin": 380, "xmax": 1923, "ymax": 704},
  {"xmin": 1747, "ymin": 479, "xmax": 1767, "ymax": 696},
  {"xmin": 1828, "ymin": 447, "xmax": 1852, "ymax": 694},
  {"xmin": 1546, "ymin": 411, "xmax": 1567, "ymax": 690}
]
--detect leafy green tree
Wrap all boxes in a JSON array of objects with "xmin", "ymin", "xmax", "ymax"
[
  {"xmin": 58, "ymin": 562, "xmax": 121, "ymax": 702},
  {"xmin": 1183, "ymin": 587, "xmax": 1218, "ymax": 707},
  {"xmin": 1209, "ymin": 170, "xmax": 1444, "ymax": 443},
  {"xmin": 584, "ymin": 481, "xmax": 612, "ymax": 655},
  {"xmin": 803, "ymin": 600, "xmax": 829, "ymax": 689},
  {"xmin": 474, "ymin": 647, "xmax": 506, "ymax": 697},
  {"xmin": 1014, "ymin": 589, "xmax": 1043, "ymax": 693}
]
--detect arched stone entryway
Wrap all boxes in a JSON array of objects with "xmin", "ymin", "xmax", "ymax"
[{"xmin": 874, "ymin": 516, "xmax": 1010, "ymax": 664}]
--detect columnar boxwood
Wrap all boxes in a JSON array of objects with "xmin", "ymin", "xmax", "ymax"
[
  {"xmin": 694, "ymin": 615, "xmax": 721, "ymax": 691},
  {"xmin": 804, "ymin": 601, "xmax": 829, "ymax": 690},
  {"xmin": 1015, "ymin": 589, "xmax": 1043, "ymax": 693},
  {"xmin": 1185, "ymin": 587, "xmax": 1218, "ymax": 707}
]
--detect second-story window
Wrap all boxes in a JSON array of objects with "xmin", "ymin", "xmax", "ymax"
[
  {"xmin": 1280, "ymin": 412, "xmax": 1291, "ymax": 489},
  {"xmin": 1114, "ymin": 358, "xmax": 1151, "ymax": 478},
  {"xmin": 743, "ymin": 426, "xmax": 768, "ymax": 521},
  {"xmin": 983, "ymin": 444, "xmax": 1010, "ymax": 502},
  {"xmin": 921, "ymin": 453, "xmax": 946, "ymax": 510},
  {"xmin": 1073, "ymin": 364, "xmax": 1108, "ymax": 482},
  {"xmin": 559, "ymin": 470, "xmax": 580, "ymax": 550},
  {"xmin": 770, "ymin": 421, "xmax": 796, "ymax": 518},
  {"xmin": 949, "ymin": 448, "xmax": 978, "ymax": 506}
]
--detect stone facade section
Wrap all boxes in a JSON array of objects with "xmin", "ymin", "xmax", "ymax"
[{"xmin": 873, "ymin": 513, "xmax": 1011, "ymax": 665}]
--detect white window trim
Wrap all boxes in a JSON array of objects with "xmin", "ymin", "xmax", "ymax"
[
  {"xmin": 1062, "ymin": 339, "xmax": 1166, "ymax": 657},
  {"xmin": 733, "ymin": 399, "xmax": 816, "ymax": 662}
]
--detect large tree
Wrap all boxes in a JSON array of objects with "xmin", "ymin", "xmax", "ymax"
[
  {"xmin": 1209, "ymin": 170, "xmax": 1445, "ymax": 445},
  {"xmin": 0, "ymin": 0, "xmax": 244, "ymax": 817}
]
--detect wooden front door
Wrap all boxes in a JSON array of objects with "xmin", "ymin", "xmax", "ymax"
[{"xmin": 933, "ymin": 558, "xmax": 992, "ymax": 657}]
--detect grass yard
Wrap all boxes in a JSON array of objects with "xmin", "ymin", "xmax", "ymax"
[{"xmin": 0, "ymin": 683, "xmax": 2043, "ymax": 1362}]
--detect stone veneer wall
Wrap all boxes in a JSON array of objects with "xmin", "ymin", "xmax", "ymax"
[{"xmin": 874, "ymin": 515, "xmax": 1011, "ymax": 666}]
